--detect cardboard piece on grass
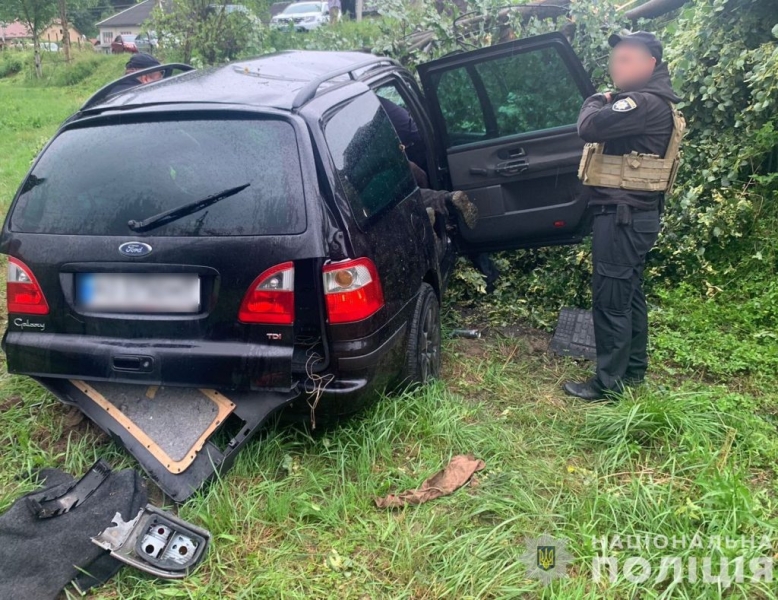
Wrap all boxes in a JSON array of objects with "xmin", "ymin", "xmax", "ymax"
[{"xmin": 375, "ymin": 454, "xmax": 485, "ymax": 508}]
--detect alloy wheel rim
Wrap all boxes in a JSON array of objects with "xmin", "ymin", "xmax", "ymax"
[{"xmin": 419, "ymin": 300, "xmax": 440, "ymax": 381}]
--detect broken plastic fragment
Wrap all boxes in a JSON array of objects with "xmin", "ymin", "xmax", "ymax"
[{"xmin": 92, "ymin": 504, "xmax": 210, "ymax": 579}]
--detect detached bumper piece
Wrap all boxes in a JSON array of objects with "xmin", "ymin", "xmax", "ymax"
[
  {"xmin": 37, "ymin": 378, "xmax": 299, "ymax": 502},
  {"xmin": 92, "ymin": 505, "xmax": 210, "ymax": 579},
  {"xmin": 27, "ymin": 458, "xmax": 113, "ymax": 519}
]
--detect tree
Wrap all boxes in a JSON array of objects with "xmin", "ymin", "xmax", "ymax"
[
  {"xmin": 0, "ymin": 0, "xmax": 57, "ymax": 77},
  {"xmin": 149, "ymin": 0, "xmax": 257, "ymax": 65},
  {"xmin": 58, "ymin": 0, "xmax": 70, "ymax": 61},
  {"xmin": 70, "ymin": 0, "xmax": 126, "ymax": 38},
  {"xmin": 57, "ymin": 0, "xmax": 98, "ymax": 61}
]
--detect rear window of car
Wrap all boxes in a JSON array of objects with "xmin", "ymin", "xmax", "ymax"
[{"xmin": 11, "ymin": 118, "xmax": 306, "ymax": 236}]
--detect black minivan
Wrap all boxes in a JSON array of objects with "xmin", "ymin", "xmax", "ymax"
[{"xmin": 1, "ymin": 33, "xmax": 596, "ymax": 499}]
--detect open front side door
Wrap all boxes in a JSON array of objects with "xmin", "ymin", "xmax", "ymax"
[{"xmin": 418, "ymin": 32, "xmax": 596, "ymax": 253}]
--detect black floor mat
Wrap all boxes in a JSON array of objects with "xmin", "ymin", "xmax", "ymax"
[{"xmin": 549, "ymin": 307, "xmax": 596, "ymax": 361}]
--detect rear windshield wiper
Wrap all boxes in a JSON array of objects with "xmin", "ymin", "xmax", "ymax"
[{"xmin": 127, "ymin": 183, "xmax": 251, "ymax": 233}]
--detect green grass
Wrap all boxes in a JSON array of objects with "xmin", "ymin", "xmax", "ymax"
[{"xmin": 0, "ymin": 63, "xmax": 776, "ymax": 599}]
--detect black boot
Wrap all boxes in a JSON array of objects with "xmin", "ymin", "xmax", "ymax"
[
  {"xmin": 562, "ymin": 379, "xmax": 610, "ymax": 402},
  {"xmin": 622, "ymin": 372, "xmax": 645, "ymax": 388}
]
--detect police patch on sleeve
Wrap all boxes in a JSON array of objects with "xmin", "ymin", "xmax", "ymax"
[{"xmin": 612, "ymin": 97, "xmax": 638, "ymax": 112}]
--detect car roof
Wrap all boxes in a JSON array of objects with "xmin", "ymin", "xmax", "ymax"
[
  {"xmin": 283, "ymin": 0, "xmax": 325, "ymax": 6},
  {"xmin": 90, "ymin": 50, "xmax": 397, "ymax": 113}
]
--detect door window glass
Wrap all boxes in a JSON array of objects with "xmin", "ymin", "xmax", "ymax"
[
  {"xmin": 431, "ymin": 45, "xmax": 585, "ymax": 147},
  {"xmin": 432, "ymin": 66, "xmax": 487, "ymax": 145},
  {"xmin": 325, "ymin": 93, "xmax": 416, "ymax": 223}
]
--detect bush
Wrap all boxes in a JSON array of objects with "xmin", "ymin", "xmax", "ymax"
[
  {"xmin": 16, "ymin": 51, "xmax": 126, "ymax": 89},
  {"xmin": 47, "ymin": 55, "xmax": 103, "ymax": 86},
  {"xmin": 0, "ymin": 53, "xmax": 25, "ymax": 78}
]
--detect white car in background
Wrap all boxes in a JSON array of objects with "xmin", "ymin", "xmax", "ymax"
[{"xmin": 271, "ymin": 2, "xmax": 331, "ymax": 31}]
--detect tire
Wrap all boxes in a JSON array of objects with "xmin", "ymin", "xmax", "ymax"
[{"xmin": 401, "ymin": 283, "xmax": 441, "ymax": 386}]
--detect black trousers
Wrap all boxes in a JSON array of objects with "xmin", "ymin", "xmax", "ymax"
[{"xmin": 591, "ymin": 206, "xmax": 661, "ymax": 390}]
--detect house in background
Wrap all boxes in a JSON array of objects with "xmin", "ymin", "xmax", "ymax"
[
  {"xmin": 96, "ymin": 0, "xmax": 160, "ymax": 54},
  {"xmin": 0, "ymin": 20, "xmax": 83, "ymax": 49},
  {"xmin": 42, "ymin": 21, "xmax": 84, "ymax": 45},
  {"xmin": 0, "ymin": 21, "xmax": 28, "ymax": 48}
]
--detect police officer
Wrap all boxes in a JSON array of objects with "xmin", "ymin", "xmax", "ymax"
[{"xmin": 563, "ymin": 31, "xmax": 683, "ymax": 401}]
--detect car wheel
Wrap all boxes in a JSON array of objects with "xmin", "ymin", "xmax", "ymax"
[{"xmin": 402, "ymin": 283, "xmax": 441, "ymax": 386}]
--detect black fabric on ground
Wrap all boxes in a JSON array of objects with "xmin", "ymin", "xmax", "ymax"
[{"xmin": 0, "ymin": 465, "xmax": 147, "ymax": 600}]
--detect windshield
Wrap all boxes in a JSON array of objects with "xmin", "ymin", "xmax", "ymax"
[
  {"xmin": 12, "ymin": 118, "xmax": 307, "ymax": 236},
  {"xmin": 283, "ymin": 3, "xmax": 322, "ymax": 14}
]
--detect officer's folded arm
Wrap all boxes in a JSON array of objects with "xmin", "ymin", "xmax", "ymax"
[{"xmin": 577, "ymin": 93, "xmax": 648, "ymax": 143}]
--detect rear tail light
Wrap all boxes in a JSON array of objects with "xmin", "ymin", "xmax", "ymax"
[
  {"xmin": 323, "ymin": 258, "xmax": 384, "ymax": 324},
  {"xmin": 238, "ymin": 262, "xmax": 294, "ymax": 324},
  {"xmin": 7, "ymin": 257, "xmax": 49, "ymax": 315}
]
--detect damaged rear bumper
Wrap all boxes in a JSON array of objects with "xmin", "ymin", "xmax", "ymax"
[
  {"xmin": 37, "ymin": 377, "xmax": 300, "ymax": 503},
  {"xmin": 6, "ymin": 332, "xmax": 294, "ymax": 391}
]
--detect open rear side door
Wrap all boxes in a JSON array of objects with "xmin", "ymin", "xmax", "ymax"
[{"xmin": 418, "ymin": 32, "xmax": 596, "ymax": 253}]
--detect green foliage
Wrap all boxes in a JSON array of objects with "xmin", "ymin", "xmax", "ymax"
[
  {"xmin": 449, "ymin": 245, "xmax": 593, "ymax": 329},
  {"xmin": 658, "ymin": 0, "xmax": 778, "ymax": 280},
  {"xmin": 650, "ymin": 278, "xmax": 778, "ymax": 376},
  {"xmin": 4, "ymin": 50, "xmax": 126, "ymax": 87},
  {"xmin": 43, "ymin": 54, "xmax": 102, "ymax": 85},
  {"xmin": 0, "ymin": 53, "xmax": 24, "ymax": 78},
  {"xmin": 149, "ymin": 0, "xmax": 263, "ymax": 65},
  {"xmin": 0, "ymin": 0, "xmax": 58, "ymax": 77},
  {"xmin": 260, "ymin": 19, "xmax": 385, "ymax": 55}
]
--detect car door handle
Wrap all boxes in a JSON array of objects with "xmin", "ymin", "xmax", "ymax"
[{"xmin": 495, "ymin": 159, "xmax": 529, "ymax": 176}]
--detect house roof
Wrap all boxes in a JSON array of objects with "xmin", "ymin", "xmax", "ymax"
[
  {"xmin": 97, "ymin": 0, "xmax": 158, "ymax": 28},
  {"xmin": 1, "ymin": 20, "xmax": 82, "ymax": 39},
  {"xmin": 2, "ymin": 21, "xmax": 32, "ymax": 39}
]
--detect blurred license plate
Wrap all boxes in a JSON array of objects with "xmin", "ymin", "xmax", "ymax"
[{"xmin": 78, "ymin": 273, "xmax": 200, "ymax": 313}]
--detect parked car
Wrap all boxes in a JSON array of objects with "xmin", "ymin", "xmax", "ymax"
[
  {"xmin": 40, "ymin": 42, "xmax": 59, "ymax": 52},
  {"xmin": 270, "ymin": 1, "xmax": 330, "ymax": 31},
  {"xmin": 134, "ymin": 32, "xmax": 157, "ymax": 54},
  {"xmin": 111, "ymin": 34, "xmax": 138, "ymax": 54},
  {"xmin": 1, "ymin": 33, "xmax": 595, "ymax": 498}
]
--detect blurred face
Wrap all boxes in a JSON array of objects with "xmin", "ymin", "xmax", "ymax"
[
  {"xmin": 125, "ymin": 68, "xmax": 162, "ymax": 84},
  {"xmin": 137, "ymin": 71, "xmax": 162, "ymax": 84},
  {"xmin": 609, "ymin": 42, "xmax": 656, "ymax": 91}
]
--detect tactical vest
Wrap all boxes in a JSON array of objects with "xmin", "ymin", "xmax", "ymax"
[{"xmin": 578, "ymin": 103, "xmax": 686, "ymax": 193}]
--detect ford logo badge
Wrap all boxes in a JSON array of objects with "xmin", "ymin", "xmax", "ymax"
[{"xmin": 119, "ymin": 242, "xmax": 152, "ymax": 257}]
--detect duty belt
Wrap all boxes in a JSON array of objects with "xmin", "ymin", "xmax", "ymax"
[{"xmin": 578, "ymin": 102, "xmax": 686, "ymax": 193}]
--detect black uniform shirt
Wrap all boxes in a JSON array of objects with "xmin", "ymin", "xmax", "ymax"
[{"xmin": 577, "ymin": 62, "xmax": 682, "ymax": 211}]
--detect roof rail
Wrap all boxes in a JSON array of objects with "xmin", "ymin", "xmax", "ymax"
[
  {"xmin": 80, "ymin": 63, "xmax": 196, "ymax": 112},
  {"xmin": 291, "ymin": 57, "xmax": 398, "ymax": 110}
]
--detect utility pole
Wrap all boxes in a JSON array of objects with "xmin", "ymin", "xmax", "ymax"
[{"xmin": 356, "ymin": 0, "xmax": 363, "ymax": 21}]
